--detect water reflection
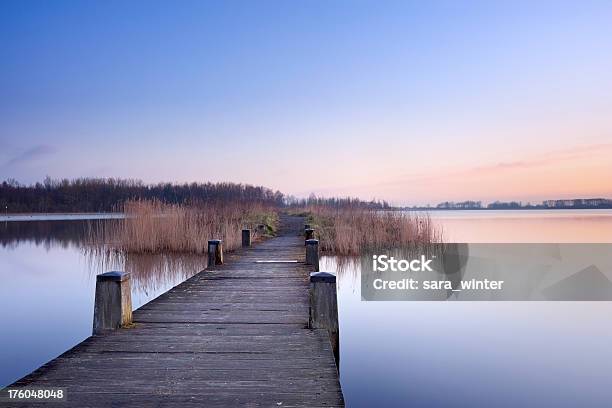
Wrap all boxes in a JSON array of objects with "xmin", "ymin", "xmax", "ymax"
[
  {"xmin": 83, "ymin": 249, "xmax": 205, "ymax": 297},
  {"xmin": 0, "ymin": 219, "xmax": 94, "ymax": 250},
  {"xmin": 0, "ymin": 219, "xmax": 206, "ymax": 296},
  {"xmin": 0, "ymin": 219, "xmax": 204, "ymax": 387},
  {"xmin": 323, "ymin": 254, "xmax": 612, "ymax": 407},
  {"xmin": 427, "ymin": 209, "xmax": 612, "ymax": 243}
]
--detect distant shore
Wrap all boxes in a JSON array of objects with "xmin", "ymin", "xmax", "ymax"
[
  {"xmin": 3, "ymin": 207, "xmax": 612, "ymax": 223},
  {"xmin": 402, "ymin": 207, "xmax": 612, "ymax": 211},
  {"xmin": 0, "ymin": 213, "xmax": 125, "ymax": 222}
]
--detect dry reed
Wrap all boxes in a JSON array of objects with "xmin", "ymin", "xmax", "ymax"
[
  {"xmin": 302, "ymin": 206, "xmax": 443, "ymax": 256},
  {"xmin": 88, "ymin": 199, "xmax": 278, "ymax": 254}
]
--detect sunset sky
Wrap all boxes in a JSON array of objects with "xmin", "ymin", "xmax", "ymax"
[{"xmin": 1, "ymin": 1, "xmax": 611, "ymax": 205}]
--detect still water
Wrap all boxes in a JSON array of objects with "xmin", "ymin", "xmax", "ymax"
[
  {"xmin": 1, "ymin": 210, "xmax": 612, "ymax": 407},
  {"xmin": 429, "ymin": 209, "xmax": 612, "ymax": 243},
  {"xmin": 0, "ymin": 219, "xmax": 205, "ymax": 387},
  {"xmin": 331, "ymin": 209, "xmax": 612, "ymax": 407}
]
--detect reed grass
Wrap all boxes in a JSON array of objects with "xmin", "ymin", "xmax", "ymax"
[
  {"xmin": 88, "ymin": 199, "xmax": 278, "ymax": 254},
  {"xmin": 300, "ymin": 206, "xmax": 442, "ymax": 256}
]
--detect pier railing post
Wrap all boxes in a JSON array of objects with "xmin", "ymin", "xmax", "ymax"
[
  {"xmin": 208, "ymin": 239, "xmax": 224, "ymax": 267},
  {"xmin": 309, "ymin": 272, "xmax": 339, "ymax": 366},
  {"xmin": 304, "ymin": 228, "xmax": 315, "ymax": 243},
  {"xmin": 93, "ymin": 271, "xmax": 132, "ymax": 335},
  {"xmin": 242, "ymin": 229, "xmax": 252, "ymax": 247},
  {"xmin": 305, "ymin": 239, "xmax": 319, "ymax": 272}
]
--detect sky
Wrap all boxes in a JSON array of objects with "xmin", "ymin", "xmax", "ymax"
[{"xmin": 1, "ymin": 0, "xmax": 611, "ymax": 206}]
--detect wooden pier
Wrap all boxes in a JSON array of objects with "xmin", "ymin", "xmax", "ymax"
[{"xmin": 9, "ymin": 215, "xmax": 344, "ymax": 407}]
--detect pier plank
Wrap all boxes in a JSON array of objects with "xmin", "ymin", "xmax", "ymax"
[{"xmin": 9, "ymin": 215, "xmax": 344, "ymax": 407}]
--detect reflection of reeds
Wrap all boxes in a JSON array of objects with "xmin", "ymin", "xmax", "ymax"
[
  {"xmin": 84, "ymin": 247, "xmax": 205, "ymax": 297},
  {"xmin": 87, "ymin": 199, "xmax": 278, "ymax": 254},
  {"xmin": 0, "ymin": 219, "xmax": 100, "ymax": 250},
  {"xmin": 303, "ymin": 206, "xmax": 443, "ymax": 256},
  {"xmin": 82, "ymin": 200, "xmax": 278, "ymax": 301}
]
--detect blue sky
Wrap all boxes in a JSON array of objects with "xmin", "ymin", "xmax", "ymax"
[{"xmin": 1, "ymin": 0, "xmax": 611, "ymax": 205}]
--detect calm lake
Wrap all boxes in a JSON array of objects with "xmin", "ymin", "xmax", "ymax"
[{"xmin": 1, "ymin": 210, "xmax": 612, "ymax": 407}]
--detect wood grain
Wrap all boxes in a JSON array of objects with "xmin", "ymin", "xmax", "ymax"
[{"xmin": 10, "ymin": 215, "xmax": 344, "ymax": 407}]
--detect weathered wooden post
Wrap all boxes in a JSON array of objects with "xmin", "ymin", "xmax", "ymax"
[
  {"xmin": 309, "ymin": 272, "xmax": 339, "ymax": 366},
  {"xmin": 208, "ymin": 239, "xmax": 223, "ymax": 267},
  {"xmin": 93, "ymin": 271, "xmax": 132, "ymax": 335},
  {"xmin": 305, "ymin": 239, "xmax": 319, "ymax": 272},
  {"xmin": 242, "ymin": 229, "xmax": 252, "ymax": 247},
  {"xmin": 304, "ymin": 228, "xmax": 315, "ymax": 242}
]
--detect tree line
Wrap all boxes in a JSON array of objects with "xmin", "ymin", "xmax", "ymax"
[
  {"xmin": 0, "ymin": 177, "xmax": 285, "ymax": 213},
  {"xmin": 285, "ymin": 194, "xmax": 391, "ymax": 210}
]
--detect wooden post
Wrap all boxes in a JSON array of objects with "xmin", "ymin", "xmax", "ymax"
[
  {"xmin": 93, "ymin": 271, "xmax": 132, "ymax": 335},
  {"xmin": 305, "ymin": 239, "xmax": 319, "ymax": 272},
  {"xmin": 305, "ymin": 228, "xmax": 315, "ymax": 242},
  {"xmin": 208, "ymin": 239, "xmax": 223, "ymax": 267},
  {"xmin": 309, "ymin": 272, "xmax": 339, "ymax": 366},
  {"xmin": 242, "ymin": 229, "xmax": 252, "ymax": 247}
]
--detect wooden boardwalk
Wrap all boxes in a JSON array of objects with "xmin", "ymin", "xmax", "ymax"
[{"xmin": 10, "ymin": 215, "xmax": 344, "ymax": 407}]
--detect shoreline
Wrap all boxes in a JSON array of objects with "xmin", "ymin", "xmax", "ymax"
[
  {"xmin": 3, "ymin": 208, "xmax": 612, "ymax": 223},
  {"xmin": 0, "ymin": 213, "xmax": 125, "ymax": 222}
]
